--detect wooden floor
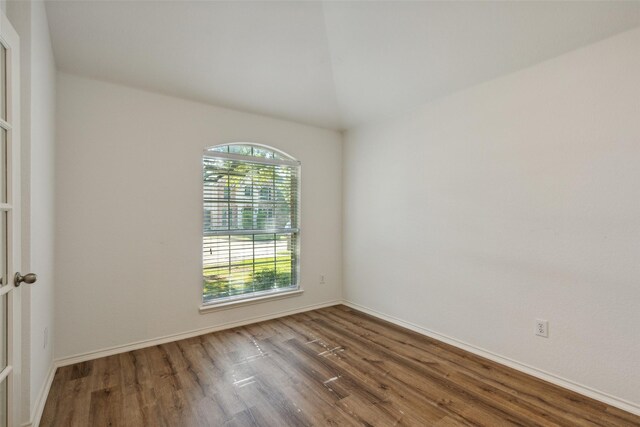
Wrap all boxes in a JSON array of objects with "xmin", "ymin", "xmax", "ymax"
[{"xmin": 41, "ymin": 305, "xmax": 640, "ymax": 426}]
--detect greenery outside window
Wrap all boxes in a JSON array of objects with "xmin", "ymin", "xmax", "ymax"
[{"xmin": 202, "ymin": 144, "xmax": 300, "ymax": 305}]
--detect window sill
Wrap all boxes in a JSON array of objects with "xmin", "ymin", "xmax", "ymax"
[{"xmin": 199, "ymin": 289, "xmax": 304, "ymax": 314}]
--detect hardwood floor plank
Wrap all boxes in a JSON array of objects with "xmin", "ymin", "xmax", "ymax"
[
  {"xmin": 40, "ymin": 305, "xmax": 640, "ymax": 426},
  {"xmin": 323, "ymin": 306, "xmax": 629, "ymax": 427},
  {"xmin": 90, "ymin": 355, "xmax": 122, "ymax": 393},
  {"xmin": 69, "ymin": 361, "xmax": 92, "ymax": 380},
  {"xmin": 44, "ymin": 376, "xmax": 93, "ymax": 427},
  {"xmin": 237, "ymin": 330, "xmax": 365, "ymax": 426},
  {"xmin": 292, "ymin": 312, "xmax": 518, "ymax": 426},
  {"xmin": 223, "ymin": 408, "xmax": 259, "ymax": 427},
  {"xmin": 313, "ymin": 309, "xmax": 585, "ymax": 426},
  {"xmin": 272, "ymin": 315, "xmax": 467, "ymax": 425},
  {"xmin": 89, "ymin": 387, "xmax": 123, "ymax": 427}
]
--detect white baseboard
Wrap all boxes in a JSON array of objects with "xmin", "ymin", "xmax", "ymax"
[
  {"xmin": 55, "ymin": 299, "xmax": 342, "ymax": 367},
  {"xmin": 31, "ymin": 298, "xmax": 640, "ymax": 424},
  {"xmin": 22, "ymin": 362, "xmax": 57, "ymax": 427},
  {"xmin": 341, "ymin": 300, "xmax": 640, "ymax": 416}
]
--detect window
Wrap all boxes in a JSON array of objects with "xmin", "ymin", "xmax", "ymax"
[{"xmin": 202, "ymin": 144, "xmax": 300, "ymax": 305}]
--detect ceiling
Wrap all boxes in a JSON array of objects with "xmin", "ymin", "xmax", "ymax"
[{"xmin": 45, "ymin": 1, "xmax": 640, "ymax": 130}]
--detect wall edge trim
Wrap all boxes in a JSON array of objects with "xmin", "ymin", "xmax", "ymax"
[
  {"xmin": 342, "ymin": 300, "xmax": 640, "ymax": 416},
  {"xmin": 22, "ymin": 362, "xmax": 56, "ymax": 427},
  {"xmin": 33, "ymin": 298, "xmax": 639, "ymax": 424},
  {"xmin": 54, "ymin": 299, "xmax": 342, "ymax": 367}
]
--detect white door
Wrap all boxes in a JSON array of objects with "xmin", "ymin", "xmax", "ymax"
[{"xmin": 0, "ymin": 11, "xmax": 21, "ymax": 427}]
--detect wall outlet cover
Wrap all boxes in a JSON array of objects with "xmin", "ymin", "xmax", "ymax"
[{"xmin": 535, "ymin": 319, "xmax": 549, "ymax": 338}]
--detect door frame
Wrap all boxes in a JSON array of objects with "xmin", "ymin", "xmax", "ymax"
[{"xmin": 0, "ymin": 10, "xmax": 21, "ymax": 427}]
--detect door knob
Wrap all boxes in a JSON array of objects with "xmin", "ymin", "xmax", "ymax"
[{"xmin": 14, "ymin": 272, "xmax": 37, "ymax": 287}]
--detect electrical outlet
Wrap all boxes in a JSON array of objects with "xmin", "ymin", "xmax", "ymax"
[
  {"xmin": 319, "ymin": 275, "xmax": 326, "ymax": 285},
  {"xmin": 535, "ymin": 319, "xmax": 548, "ymax": 338},
  {"xmin": 44, "ymin": 327, "xmax": 49, "ymax": 349}
]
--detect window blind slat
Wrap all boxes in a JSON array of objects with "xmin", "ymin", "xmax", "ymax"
[{"xmin": 202, "ymin": 145, "xmax": 299, "ymax": 304}]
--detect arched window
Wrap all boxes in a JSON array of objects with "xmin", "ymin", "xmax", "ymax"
[{"xmin": 202, "ymin": 144, "xmax": 300, "ymax": 305}]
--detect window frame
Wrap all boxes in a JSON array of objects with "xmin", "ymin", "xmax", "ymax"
[{"xmin": 200, "ymin": 143, "xmax": 302, "ymax": 312}]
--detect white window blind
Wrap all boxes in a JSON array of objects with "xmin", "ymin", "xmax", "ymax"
[{"xmin": 202, "ymin": 144, "xmax": 300, "ymax": 304}]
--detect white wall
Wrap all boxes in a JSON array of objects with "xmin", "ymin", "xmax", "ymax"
[
  {"xmin": 6, "ymin": 1, "xmax": 56, "ymax": 424},
  {"xmin": 344, "ymin": 28, "xmax": 640, "ymax": 408},
  {"xmin": 55, "ymin": 73, "xmax": 342, "ymax": 359}
]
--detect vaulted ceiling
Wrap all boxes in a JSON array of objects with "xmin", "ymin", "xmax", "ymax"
[{"xmin": 45, "ymin": 1, "xmax": 640, "ymax": 130}]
